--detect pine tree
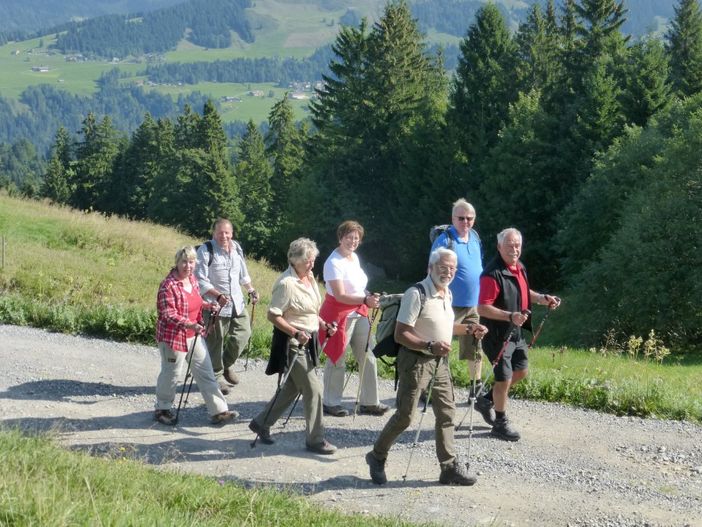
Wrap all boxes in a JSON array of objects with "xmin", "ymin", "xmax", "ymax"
[
  {"xmin": 265, "ymin": 95, "xmax": 305, "ymax": 262},
  {"xmin": 621, "ymin": 38, "xmax": 671, "ymax": 127},
  {"xmin": 71, "ymin": 113, "xmax": 121, "ymax": 211},
  {"xmin": 666, "ymin": 0, "xmax": 702, "ymax": 97},
  {"xmin": 515, "ymin": 3, "xmax": 561, "ymax": 93},
  {"xmin": 305, "ymin": 0, "xmax": 450, "ymax": 276},
  {"xmin": 449, "ymin": 2, "xmax": 517, "ymax": 171},
  {"xmin": 41, "ymin": 127, "xmax": 73, "ymax": 204},
  {"xmin": 235, "ymin": 120, "xmax": 273, "ymax": 258}
]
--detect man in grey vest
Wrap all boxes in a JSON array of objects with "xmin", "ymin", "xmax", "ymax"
[{"xmin": 195, "ymin": 218, "xmax": 259, "ymax": 394}]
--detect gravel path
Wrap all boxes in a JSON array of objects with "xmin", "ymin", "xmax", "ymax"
[{"xmin": 0, "ymin": 324, "xmax": 700, "ymax": 527}]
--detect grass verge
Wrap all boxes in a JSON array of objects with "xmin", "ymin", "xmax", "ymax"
[{"xmin": 0, "ymin": 428, "xmax": 426, "ymax": 526}]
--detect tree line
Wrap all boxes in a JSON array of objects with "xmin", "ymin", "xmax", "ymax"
[
  {"xmin": 9, "ymin": 0, "xmax": 702, "ymax": 350},
  {"xmin": 53, "ymin": 0, "xmax": 252, "ymax": 58}
]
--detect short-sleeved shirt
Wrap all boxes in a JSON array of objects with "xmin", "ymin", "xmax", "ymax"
[
  {"xmin": 431, "ymin": 225, "xmax": 482, "ymax": 307},
  {"xmin": 195, "ymin": 239, "xmax": 251, "ymax": 317},
  {"xmin": 397, "ymin": 275, "xmax": 454, "ymax": 354},
  {"xmin": 478, "ymin": 264, "xmax": 529, "ymax": 312},
  {"xmin": 323, "ymin": 249, "xmax": 368, "ymax": 297},
  {"xmin": 269, "ymin": 266, "xmax": 322, "ymax": 333}
]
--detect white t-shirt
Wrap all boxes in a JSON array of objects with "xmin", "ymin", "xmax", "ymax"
[{"xmin": 323, "ymin": 249, "xmax": 368, "ymax": 297}]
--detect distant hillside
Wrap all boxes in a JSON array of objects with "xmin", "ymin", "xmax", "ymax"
[
  {"xmin": 0, "ymin": 0, "xmax": 183, "ymax": 33},
  {"xmin": 53, "ymin": 0, "xmax": 253, "ymax": 58}
]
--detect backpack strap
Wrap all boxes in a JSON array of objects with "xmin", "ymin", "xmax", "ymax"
[{"xmin": 204, "ymin": 240, "xmax": 214, "ymax": 267}]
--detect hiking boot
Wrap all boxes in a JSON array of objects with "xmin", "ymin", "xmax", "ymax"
[
  {"xmin": 491, "ymin": 415, "xmax": 521, "ymax": 442},
  {"xmin": 365, "ymin": 451, "xmax": 387, "ymax": 485},
  {"xmin": 474, "ymin": 395, "xmax": 495, "ymax": 426},
  {"xmin": 359, "ymin": 403, "xmax": 390, "ymax": 416},
  {"xmin": 211, "ymin": 410, "xmax": 238, "ymax": 424},
  {"xmin": 248, "ymin": 419, "xmax": 274, "ymax": 444},
  {"xmin": 218, "ymin": 381, "xmax": 231, "ymax": 395},
  {"xmin": 224, "ymin": 367, "xmax": 240, "ymax": 385},
  {"xmin": 323, "ymin": 404, "xmax": 349, "ymax": 417},
  {"xmin": 439, "ymin": 459, "xmax": 477, "ymax": 486},
  {"xmin": 154, "ymin": 409, "xmax": 176, "ymax": 426},
  {"xmin": 306, "ymin": 439, "xmax": 337, "ymax": 455}
]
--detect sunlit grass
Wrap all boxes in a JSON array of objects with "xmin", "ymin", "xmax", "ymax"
[{"xmin": 0, "ymin": 428, "xmax": 429, "ymax": 527}]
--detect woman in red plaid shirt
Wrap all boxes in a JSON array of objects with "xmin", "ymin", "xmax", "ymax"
[{"xmin": 154, "ymin": 246, "xmax": 238, "ymax": 425}]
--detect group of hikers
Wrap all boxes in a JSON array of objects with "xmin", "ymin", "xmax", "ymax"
[{"xmin": 154, "ymin": 199, "xmax": 561, "ymax": 487}]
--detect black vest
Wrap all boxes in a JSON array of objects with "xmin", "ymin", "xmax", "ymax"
[{"xmin": 480, "ymin": 255, "xmax": 533, "ymax": 351}]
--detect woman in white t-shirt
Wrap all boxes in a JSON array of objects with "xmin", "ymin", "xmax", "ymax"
[{"xmin": 318, "ymin": 221, "xmax": 389, "ymax": 417}]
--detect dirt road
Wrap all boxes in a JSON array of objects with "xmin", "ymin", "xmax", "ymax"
[{"xmin": 0, "ymin": 325, "xmax": 700, "ymax": 526}]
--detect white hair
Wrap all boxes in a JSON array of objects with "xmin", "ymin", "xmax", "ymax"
[
  {"xmin": 428, "ymin": 247, "xmax": 457, "ymax": 266},
  {"xmin": 497, "ymin": 227, "xmax": 522, "ymax": 245}
]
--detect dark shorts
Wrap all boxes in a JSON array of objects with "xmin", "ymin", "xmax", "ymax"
[{"xmin": 483, "ymin": 337, "xmax": 528, "ymax": 382}]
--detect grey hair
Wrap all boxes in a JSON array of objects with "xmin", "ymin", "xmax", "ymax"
[
  {"xmin": 497, "ymin": 227, "xmax": 522, "ymax": 245},
  {"xmin": 175, "ymin": 245, "xmax": 197, "ymax": 266},
  {"xmin": 428, "ymin": 247, "xmax": 457, "ymax": 266},
  {"xmin": 452, "ymin": 198, "xmax": 476, "ymax": 217},
  {"xmin": 288, "ymin": 237, "xmax": 319, "ymax": 265}
]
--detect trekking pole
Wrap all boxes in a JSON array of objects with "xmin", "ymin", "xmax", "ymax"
[
  {"xmin": 244, "ymin": 301, "xmax": 256, "ymax": 371},
  {"xmin": 352, "ymin": 306, "xmax": 380, "ymax": 420},
  {"xmin": 529, "ymin": 307, "xmax": 553, "ymax": 347},
  {"xmin": 456, "ymin": 357, "xmax": 481, "ymax": 431},
  {"xmin": 174, "ymin": 333, "xmax": 199, "ymax": 425},
  {"xmin": 474, "ymin": 309, "xmax": 531, "ymax": 400},
  {"xmin": 403, "ymin": 356, "xmax": 442, "ymax": 481},
  {"xmin": 250, "ymin": 349, "xmax": 300, "ymax": 448},
  {"xmin": 282, "ymin": 324, "xmax": 337, "ymax": 428}
]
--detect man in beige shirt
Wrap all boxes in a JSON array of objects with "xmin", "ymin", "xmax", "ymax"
[{"xmin": 366, "ymin": 248, "xmax": 487, "ymax": 486}]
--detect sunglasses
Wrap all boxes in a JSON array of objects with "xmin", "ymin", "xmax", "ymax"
[{"xmin": 455, "ymin": 216, "xmax": 475, "ymax": 222}]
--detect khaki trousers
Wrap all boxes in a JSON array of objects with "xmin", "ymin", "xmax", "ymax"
[
  {"xmin": 373, "ymin": 348, "xmax": 456, "ymax": 468},
  {"xmin": 323, "ymin": 313, "xmax": 380, "ymax": 406},
  {"xmin": 204, "ymin": 308, "xmax": 251, "ymax": 380},
  {"xmin": 253, "ymin": 346, "xmax": 324, "ymax": 446},
  {"xmin": 155, "ymin": 336, "xmax": 228, "ymax": 417}
]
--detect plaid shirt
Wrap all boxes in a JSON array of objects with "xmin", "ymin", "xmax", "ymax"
[{"xmin": 156, "ymin": 269, "xmax": 204, "ymax": 353}]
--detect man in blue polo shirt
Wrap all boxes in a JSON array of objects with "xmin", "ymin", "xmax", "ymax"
[{"xmin": 430, "ymin": 199, "xmax": 488, "ymax": 421}]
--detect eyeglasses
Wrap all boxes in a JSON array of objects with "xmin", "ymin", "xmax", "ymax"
[
  {"xmin": 455, "ymin": 216, "xmax": 475, "ymax": 222},
  {"xmin": 437, "ymin": 265, "xmax": 457, "ymax": 273}
]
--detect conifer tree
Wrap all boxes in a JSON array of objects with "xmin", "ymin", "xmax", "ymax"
[
  {"xmin": 265, "ymin": 95, "xmax": 305, "ymax": 262},
  {"xmin": 621, "ymin": 38, "xmax": 671, "ymax": 127},
  {"xmin": 515, "ymin": 3, "xmax": 561, "ymax": 93},
  {"xmin": 71, "ymin": 113, "xmax": 121, "ymax": 211},
  {"xmin": 305, "ymin": 0, "xmax": 449, "ymax": 276},
  {"xmin": 235, "ymin": 120, "xmax": 272, "ymax": 258},
  {"xmin": 42, "ymin": 127, "xmax": 73, "ymax": 204},
  {"xmin": 666, "ymin": 0, "xmax": 702, "ymax": 97},
  {"xmin": 449, "ymin": 2, "xmax": 517, "ymax": 169}
]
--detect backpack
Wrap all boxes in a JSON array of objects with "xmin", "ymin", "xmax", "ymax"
[
  {"xmin": 372, "ymin": 283, "xmax": 427, "ymax": 360},
  {"xmin": 196, "ymin": 240, "xmax": 245, "ymax": 267},
  {"xmin": 429, "ymin": 224, "xmax": 482, "ymax": 254}
]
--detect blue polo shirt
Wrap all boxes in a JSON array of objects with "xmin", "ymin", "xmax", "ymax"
[{"xmin": 431, "ymin": 225, "xmax": 482, "ymax": 307}]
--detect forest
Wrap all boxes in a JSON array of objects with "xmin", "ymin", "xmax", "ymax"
[{"xmin": 2, "ymin": 0, "xmax": 701, "ymax": 351}]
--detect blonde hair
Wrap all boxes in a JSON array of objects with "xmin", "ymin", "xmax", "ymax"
[{"xmin": 175, "ymin": 246, "xmax": 197, "ymax": 266}]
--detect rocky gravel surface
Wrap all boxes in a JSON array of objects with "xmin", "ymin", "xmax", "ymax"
[{"xmin": 0, "ymin": 324, "xmax": 700, "ymax": 527}]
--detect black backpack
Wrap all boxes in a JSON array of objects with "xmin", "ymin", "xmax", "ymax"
[{"xmin": 196, "ymin": 240, "xmax": 245, "ymax": 266}]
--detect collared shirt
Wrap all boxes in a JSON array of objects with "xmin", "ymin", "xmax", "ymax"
[
  {"xmin": 431, "ymin": 225, "xmax": 482, "ymax": 307},
  {"xmin": 156, "ymin": 269, "xmax": 203, "ymax": 353},
  {"xmin": 397, "ymin": 274, "xmax": 454, "ymax": 352},
  {"xmin": 269, "ymin": 266, "xmax": 322, "ymax": 333},
  {"xmin": 195, "ymin": 239, "xmax": 251, "ymax": 317}
]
